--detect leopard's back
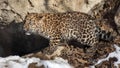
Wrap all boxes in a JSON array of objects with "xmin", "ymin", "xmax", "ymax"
[{"xmin": 24, "ymin": 12, "xmax": 114, "ymax": 47}]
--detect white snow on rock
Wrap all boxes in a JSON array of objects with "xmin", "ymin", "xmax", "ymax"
[
  {"xmin": 1, "ymin": 44, "xmax": 120, "ymax": 68},
  {"xmin": 39, "ymin": 57, "xmax": 73, "ymax": 68},
  {"xmin": 0, "ymin": 56, "xmax": 40, "ymax": 68},
  {"xmin": 0, "ymin": 56, "xmax": 73, "ymax": 68},
  {"xmin": 90, "ymin": 44, "xmax": 120, "ymax": 68}
]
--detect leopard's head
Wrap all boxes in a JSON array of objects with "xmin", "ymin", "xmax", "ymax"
[{"xmin": 23, "ymin": 13, "xmax": 43, "ymax": 35}]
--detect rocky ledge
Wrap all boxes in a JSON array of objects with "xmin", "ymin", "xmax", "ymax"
[{"xmin": 0, "ymin": 0, "xmax": 120, "ymax": 68}]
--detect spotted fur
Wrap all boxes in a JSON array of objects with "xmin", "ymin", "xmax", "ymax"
[{"xmin": 23, "ymin": 12, "xmax": 114, "ymax": 47}]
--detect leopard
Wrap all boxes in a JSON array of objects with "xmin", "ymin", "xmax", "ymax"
[{"xmin": 23, "ymin": 12, "xmax": 116, "ymax": 54}]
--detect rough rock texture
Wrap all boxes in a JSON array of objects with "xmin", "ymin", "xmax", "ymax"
[
  {"xmin": 0, "ymin": 0, "xmax": 120, "ymax": 68},
  {"xmin": 23, "ymin": 41, "xmax": 115, "ymax": 68},
  {"xmin": 95, "ymin": 57, "xmax": 118, "ymax": 68},
  {"xmin": 115, "ymin": 6, "xmax": 120, "ymax": 27},
  {"xmin": 115, "ymin": 6, "xmax": 120, "ymax": 34},
  {"xmin": 89, "ymin": 0, "xmax": 120, "ymax": 33},
  {"xmin": 0, "ymin": 0, "xmax": 103, "ymax": 24}
]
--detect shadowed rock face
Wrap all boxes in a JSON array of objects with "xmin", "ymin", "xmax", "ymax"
[
  {"xmin": 0, "ymin": 21, "xmax": 49, "ymax": 57},
  {"xmin": 115, "ymin": 6, "xmax": 120, "ymax": 27},
  {"xmin": 115, "ymin": 6, "xmax": 120, "ymax": 34}
]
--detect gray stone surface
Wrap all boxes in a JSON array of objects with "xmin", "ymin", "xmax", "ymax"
[{"xmin": 0, "ymin": 0, "xmax": 103, "ymax": 24}]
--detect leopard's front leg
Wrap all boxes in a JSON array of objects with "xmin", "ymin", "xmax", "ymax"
[{"xmin": 49, "ymin": 32, "xmax": 62, "ymax": 46}]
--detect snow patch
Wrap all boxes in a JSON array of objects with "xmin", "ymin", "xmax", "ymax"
[
  {"xmin": 91, "ymin": 44, "xmax": 120, "ymax": 68},
  {"xmin": 0, "ymin": 56, "xmax": 40, "ymax": 68},
  {"xmin": 0, "ymin": 56, "xmax": 73, "ymax": 68},
  {"xmin": 40, "ymin": 57, "xmax": 73, "ymax": 68}
]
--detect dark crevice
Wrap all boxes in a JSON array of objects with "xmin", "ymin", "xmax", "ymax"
[
  {"xmin": 28, "ymin": 0, "xmax": 34, "ymax": 7},
  {"xmin": 0, "ymin": 21, "xmax": 49, "ymax": 57}
]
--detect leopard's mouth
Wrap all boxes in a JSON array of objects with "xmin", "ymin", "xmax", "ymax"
[
  {"xmin": 24, "ymin": 28, "xmax": 34, "ymax": 35},
  {"xmin": 25, "ymin": 29, "xmax": 39, "ymax": 35},
  {"xmin": 25, "ymin": 31, "xmax": 32, "ymax": 35},
  {"xmin": 25, "ymin": 32, "xmax": 31, "ymax": 35},
  {"xmin": 23, "ymin": 27, "xmax": 32, "ymax": 35}
]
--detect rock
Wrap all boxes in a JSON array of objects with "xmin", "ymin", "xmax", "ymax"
[
  {"xmin": 95, "ymin": 57, "xmax": 117, "ymax": 68},
  {"xmin": 23, "ymin": 41, "xmax": 115, "ymax": 68},
  {"xmin": 23, "ymin": 52, "xmax": 49, "ymax": 60},
  {"xmin": 0, "ymin": 23, "xmax": 12, "ymax": 56},
  {"xmin": 89, "ymin": 0, "xmax": 120, "ymax": 35},
  {"xmin": 114, "ymin": 35, "xmax": 120, "ymax": 47},
  {"xmin": 0, "ymin": 0, "xmax": 103, "ymax": 24},
  {"xmin": 115, "ymin": 6, "xmax": 120, "ymax": 34},
  {"xmin": 0, "ymin": 0, "xmax": 120, "ymax": 67},
  {"xmin": 89, "ymin": 0, "xmax": 120, "ymax": 19},
  {"xmin": 115, "ymin": 6, "xmax": 120, "ymax": 27},
  {"xmin": 0, "ymin": 0, "xmax": 23, "ymax": 24}
]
